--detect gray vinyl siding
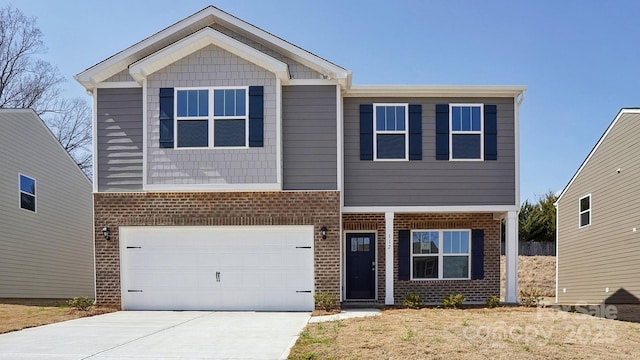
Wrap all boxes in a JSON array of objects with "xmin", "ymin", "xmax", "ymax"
[
  {"xmin": 282, "ymin": 85, "xmax": 337, "ymax": 190},
  {"xmin": 96, "ymin": 88, "xmax": 143, "ymax": 191},
  {"xmin": 146, "ymin": 44, "xmax": 277, "ymax": 186},
  {"xmin": 557, "ymin": 112, "xmax": 640, "ymax": 304},
  {"xmin": 0, "ymin": 110, "xmax": 94, "ymax": 298},
  {"xmin": 344, "ymin": 97, "xmax": 516, "ymax": 206},
  {"xmin": 104, "ymin": 69, "xmax": 135, "ymax": 82}
]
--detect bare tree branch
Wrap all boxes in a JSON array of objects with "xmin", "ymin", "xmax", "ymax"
[
  {"xmin": 0, "ymin": 5, "xmax": 91, "ymax": 176},
  {"xmin": 43, "ymin": 98, "xmax": 93, "ymax": 175}
]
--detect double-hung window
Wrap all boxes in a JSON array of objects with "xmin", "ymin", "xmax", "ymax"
[
  {"xmin": 19, "ymin": 174, "xmax": 36, "ymax": 212},
  {"xmin": 175, "ymin": 87, "xmax": 248, "ymax": 148},
  {"xmin": 450, "ymin": 104, "xmax": 483, "ymax": 160},
  {"xmin": 411, "ymin": 230, "xmax": 470, "ymax": 279},
  {"xmin": 374, "ymin": 104, "xmax": 408, "ymax": 160},
  {"xmin": 579, "ymin": 194, "xmax": 591, "ymax": 228}
]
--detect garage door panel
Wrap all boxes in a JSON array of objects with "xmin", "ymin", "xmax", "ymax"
[{"xmin": 120, "ymin": 226, "xmax": 314, "ymax": 311}]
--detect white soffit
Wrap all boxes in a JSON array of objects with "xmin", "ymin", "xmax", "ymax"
[{"xmin": 129, "ymin": 27, "xmax": 288, "ymax": 83}]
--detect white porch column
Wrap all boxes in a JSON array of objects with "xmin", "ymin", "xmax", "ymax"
[
  {"xmin": 385, "ymin": 212, "xmax": 394, "ymax": 305},
  {"xmin": 505, "ymin": 210, "xmax": 519, "ymax": 303}
]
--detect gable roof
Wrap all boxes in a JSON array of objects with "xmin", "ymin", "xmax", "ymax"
[
  {"xmin": 556, "ymin": 108, "xmax": 640, "ymax": 203},
  {"xmin": 75, "ymin": 6, "xmax": 351, "ymax": 90}
]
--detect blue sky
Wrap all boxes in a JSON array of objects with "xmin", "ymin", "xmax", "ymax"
[{"xmin": 13, "ymin": 0, "xmax": 640, "ymax": 203}]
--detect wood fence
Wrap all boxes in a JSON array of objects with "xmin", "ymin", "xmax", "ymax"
[{"xmin": 500, "ymin": 241, "xmax": 556, "ymax": 256}]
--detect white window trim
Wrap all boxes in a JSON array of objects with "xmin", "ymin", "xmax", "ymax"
[
  {"xmin": 18, "ymin": 173, "xmax": 36, "ymax": 213},
  {"xmin": 174, "ymin": 86, "xmax": 249, "ymax": 149},
  {"xmin": 578, "ymin": 194, "xmax": 591, "ymax": 228},
  {"xmin": 449, "ymin": 103, "xmax": 484, "ymax": 161},
  {"xmin": 373, "ymin": 103, "xmax": 409, "ymax": 161},
  {"xmin": 410, "ymin": 229, "xmax": 471, "ymax": 280}
]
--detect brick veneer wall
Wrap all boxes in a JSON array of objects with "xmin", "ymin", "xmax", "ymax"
[
  {"xmin": 93, "ymin": 191, "xmax": 340, "ymax": 309},
  {"xmin": 394, "ymin": 213, "xmax": 501, "ymax": 304}
]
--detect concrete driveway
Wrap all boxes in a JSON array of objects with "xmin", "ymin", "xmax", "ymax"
[{"xmin": 0, "ymin": 311, "xmax": 310, "ymax": 359}]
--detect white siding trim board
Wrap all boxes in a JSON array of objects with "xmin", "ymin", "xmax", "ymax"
[
  {"xmin": 343, "ymin": 205, "xmax": 520, "ymax": 213},
  {"xmin": 142, "ymin": 183, "xmax": 280, "ymax": 192}
]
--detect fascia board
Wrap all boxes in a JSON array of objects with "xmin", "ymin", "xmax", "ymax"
[{"xmin": 344, "ymin": 85, "xmax": 527, "ymax": 98}]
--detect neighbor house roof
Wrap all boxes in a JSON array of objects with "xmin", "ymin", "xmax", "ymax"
[{"xmin": 555, "ymin": 108, "xmax": 640, "ymax": 203}]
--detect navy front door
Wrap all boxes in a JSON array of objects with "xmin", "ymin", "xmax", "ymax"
[{"xmin": 346, "ymin": 233, "xmax": 375, "ymax": 299}]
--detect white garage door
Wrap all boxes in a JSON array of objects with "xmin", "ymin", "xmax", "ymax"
[{"xmin": 119, "ymin": 226, "xmax": 314, "ymax": 311}]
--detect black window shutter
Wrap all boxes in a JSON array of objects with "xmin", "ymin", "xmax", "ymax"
[
  {"xmin": 360, "ymin": 104, "xmax": 374, "ymax": 160},
  {"xmin": 398, "ymin": 230, "xmax": 410, "ymax": 281},
  {"xmin": 248, "ymin": 86, "xmax": 264, "ymax": 147},
  {"xmin": 435, "ymin": 104, "xmax": 449, "ymax": 160},
  {"xmin": 484, "ymin": 105, "xmax": 497, "ymax": 160},
  {"xmin": 408, "ymin": 104, "xmax": 422, "ymax": 160},
  {"xmin": 159, "ymin": 88, "xmax": 174, "ymax": 148},
  {"xmin": 471, "ymin": 229, "xmax": 485, "ymax": 280}
]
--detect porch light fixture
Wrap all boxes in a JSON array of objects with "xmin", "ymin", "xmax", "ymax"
[
  {"xmin": 320, "ymin": 225, "xmax": 328, "ymax": 240},
  {"xmin": 102, "ymin": 227, "xmax": 110, "ymax": 240}
]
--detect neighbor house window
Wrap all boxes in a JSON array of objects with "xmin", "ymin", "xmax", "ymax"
[
  {"xmin": 411, "ymin": 230, "xmax": 470, "ymax": 279},
  {"xmin": 175, "ymin": 87, "xmax": 248, "ymax": 148},
  {"xmin": 579, "ymin": 194, "xmax": 591, "ymax": 228},
  {"xmin": 450, "ymin": 104, "xmax": 483, "ymax": 160},
  {"xmin": 19, "ymin": 174, "xmax": 36, "ymax": 212},
  {"xmin": 374, "ymin": 104, "xmax": 408, "ymax": 160}
]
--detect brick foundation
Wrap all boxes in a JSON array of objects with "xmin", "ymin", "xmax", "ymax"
[{"xmin": 93, "ymin": 191, "xmax": 340, "ymax": 309}]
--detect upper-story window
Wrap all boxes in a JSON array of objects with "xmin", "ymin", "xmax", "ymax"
[
  {"xmin": 579, "ymin": 194, "xmax": 591, "ymax": 228},
  {"xmin": 19, "ymin": 174, "xmax": 36, "ymax": 212},
  {"xmin": 411, "ymin": 229, "xmax": 470, "ymax": 280},
  {"xmin": 374, "ymin": 104, "xmax": 408, "ymax": 160},
  {"xmin": 175, "ymin": 87, "xmax": 248, "ymax": 148},
  {"xmin": 450, "ymin": 104, "xmax": 483, "ymax": 160}
]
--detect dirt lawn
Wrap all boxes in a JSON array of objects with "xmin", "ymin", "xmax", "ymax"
[
  {"xmin": 289, "ymin": 307, "xmax": 640, "ymax": 359},
  {"xmin": 0, "ymin": 301, "xmax": 115, "ymax": 334},
  {"xmin": 501, "ymin": 255, "xmax": 556, "ymax": 299}
]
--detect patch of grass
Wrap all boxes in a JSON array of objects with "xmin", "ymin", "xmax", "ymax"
[
  {"xmin": 402, "ymin": 328, "xmax": 416, "ymax": 341},
  {"xmin": 462, "ymin": 318, "xmax": 471, "ymax": 327},
  {"xmin": 0, "ymin": 302, "xmax": 115, "ymax": 334}
]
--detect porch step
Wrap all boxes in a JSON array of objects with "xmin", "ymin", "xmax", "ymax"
[{"xmin": 341, "ymin": 300, "xmax": 385, "ymax": 309}]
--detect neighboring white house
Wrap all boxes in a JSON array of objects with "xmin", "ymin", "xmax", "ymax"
[{"xmin": 0, "ymin": 109, "xmax": 94, "ymax": 299}]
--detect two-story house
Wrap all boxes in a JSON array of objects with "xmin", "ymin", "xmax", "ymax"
[{"xmin": 76, "ymin": 6, "xmax": 524, "ymax": 311}]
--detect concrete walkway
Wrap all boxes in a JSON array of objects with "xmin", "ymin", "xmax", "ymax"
[
  {"xmin": 309, "ymin": 308, "xmax": 381, "ymax": 323},
  {"xmin": 0, "ymin": 311, "xmax": 310, "ymax": 359}
]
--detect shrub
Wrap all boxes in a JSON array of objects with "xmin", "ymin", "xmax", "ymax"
[
  {"xmin": 68, "ymin": 296, "xmax": 94, "ymax": 311},
  {"xmin": 314, "ymin": 292, "xmax": 337, "ymax": 311},
  {"xmin": 442, "ymin": 293, "xmax": 466, "ymax": 309},
  {"xmin": 402, "ymin": 293, "xmax": 422, "ymax": 309},
  {"xmin": 519, "ymin": 287, "xmax": 543, "ymax": 307},
  {"xmin": 486, "ymin": 295, "xmax": 501, "ymax": 308}
]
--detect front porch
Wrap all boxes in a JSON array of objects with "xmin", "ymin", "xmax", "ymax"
[{"xmin": 340, "ymin": 211, "xmax": 519, "ymax": 306}]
